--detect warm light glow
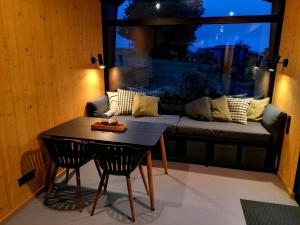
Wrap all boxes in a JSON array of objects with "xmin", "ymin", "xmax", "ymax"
[
  {"xmin": 99, "ymin": 65, "xmax": 106, "ymax": 70},
  {"xmin": 109, "ymin": 67, "xmax": 123, "ymax": 90},
  {"xmin": 86, "ymin": 69, "xmax": 100, "ymax": 85},
  {"xmin": 272, "ymin": 73, "xmax": 293, "ymax": 108}
]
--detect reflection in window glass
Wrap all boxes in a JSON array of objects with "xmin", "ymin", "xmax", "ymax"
[
  {"xmin": 117, "ymin": 0, "xmax": 272, "ymax": 20},
  {"xmin": 112, "ymin": 23, "xmax": 271, "ymax": 103}
]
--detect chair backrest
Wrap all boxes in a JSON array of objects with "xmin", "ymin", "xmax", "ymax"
[
  {"xmin": 90, "ymin": 143, "xmax": 147, "ymax": 176},
  {"xmin": 41, "ymin": 137, "xmax": 95, "ymax": 168}
]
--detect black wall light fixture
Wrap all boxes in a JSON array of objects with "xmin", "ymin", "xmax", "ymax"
[
  {"xmin": 254, "ymin": 55, "xmax": 288, "ymax": 72},
  {"xmin": 268, "ymin": 56, "xmax": 288, "ymax": 72},
  {"xmin": 91, "ymin": 54, "xmax": 106, "ymax": 69}
]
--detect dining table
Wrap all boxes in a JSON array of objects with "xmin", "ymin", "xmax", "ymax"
[{"xmin": 40, "ymin": 116, "xmax": 168, "ymax": 210}]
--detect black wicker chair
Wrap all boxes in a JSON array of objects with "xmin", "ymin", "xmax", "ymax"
[
  {"xmin": 41, "ymin": 137, "xmax": 101, "ymax": 212},
  {"xmin": 90, "ymin": 143, "xmax": 150, "ymax": 222}
]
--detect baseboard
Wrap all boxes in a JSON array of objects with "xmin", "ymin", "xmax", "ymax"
[{"xmin": 0, "ymin": 169, "xmax": 66, "ymax": 225}]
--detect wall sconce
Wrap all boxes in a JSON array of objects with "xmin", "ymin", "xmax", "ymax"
[
  {"xmin": 253, "ymin": 55, "xmax": 288, "ymax": 72},
  {"xmin": 91, "ymin": 54, "xmax": 106, "ymax": 69},
  {"xmin": 268, "ymin": 56, "xmax": 288, "ymax": 72}
]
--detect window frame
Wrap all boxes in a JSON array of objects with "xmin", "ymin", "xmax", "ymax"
[{"xmin": 101, "ymin": 0, "xmax": 286, "ymax": 98}]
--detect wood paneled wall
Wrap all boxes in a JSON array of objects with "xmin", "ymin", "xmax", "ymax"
[
  {"xmin": 273, "ymin": 0, "xmax": 300, "ymax": 193},
  {"xmin": 0, "ymin": 0, "xmax": 104, "ymax": 222}
]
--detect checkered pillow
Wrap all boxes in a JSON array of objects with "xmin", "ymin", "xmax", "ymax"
[
  {"xmin": 107, "ymin": 91, "xmax": 118, "ymax": 113},
  {"xmin": 117, "ymin": 89, "xmax": 140, "ymax": 115},
  {"xmin": 226, "ymin": 98, "xmax": 251, "ymax": 124}
]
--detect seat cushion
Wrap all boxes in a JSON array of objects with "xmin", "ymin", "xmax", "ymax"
[
  {"xmin": 113, "ymin": 115, "xmax": 181, "ymax": 133},
  {"xmin": 177, "ymin": 116, "xmax": 271, "ymax": 143}
]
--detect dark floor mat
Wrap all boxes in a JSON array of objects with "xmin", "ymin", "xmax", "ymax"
[{"xmin": 241, "ymin": 199, "xmax": 300, "ymax": 225}]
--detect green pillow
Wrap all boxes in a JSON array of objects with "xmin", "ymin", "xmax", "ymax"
[
  {"xmin": 132, "ymin": 95, "xmax": 160, "ymax": 117},
  {"xmin": 185, "ymin": 97, "xmax": 212, "ymax": 121},
  {"xmin": 247, "ymin": 97, "xmax": 270, "ymax": 121},
  {"xmin": 211, "ymin": 96, "xmax": 232, "ymax": 122}
]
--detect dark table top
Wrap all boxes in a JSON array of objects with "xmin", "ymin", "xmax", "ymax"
[{"xmin": 40, "ymin": 117, "xmax": 168, "ymax": 147}]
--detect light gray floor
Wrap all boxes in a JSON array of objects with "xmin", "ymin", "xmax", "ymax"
[{"xmin": 6, "ymin": 161, "xmax": 297, "ymax": 225}]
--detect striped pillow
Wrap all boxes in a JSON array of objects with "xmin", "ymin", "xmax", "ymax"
[
  {"xmin": 106, "ymin": 91, "xmax": 118, "ymax": 114},
  {"xmin": 117, "ymin": 89, "xmax": 140, "ymax": 115},
  {"xmin": 227, "ymin": 97, "xmax": 251, "ymax": 124}
]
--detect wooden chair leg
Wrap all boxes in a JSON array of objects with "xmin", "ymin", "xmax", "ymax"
[
  {"xmin": 139, "ymin": 165, "xmax": 149, "ymax": 195},
  {"xmin": 94, "ymin": 159, "xmax": 102, "ymax": 178},
  {"xmin": 146, "ymin": 150, "xmax": 155, "ymax": 210},
  {"xmin": 91, "ymin": 173, "xmax": 107, "ymax": 216},
  {"xmin": 65, "ymin": 168, "xmax": 70, "ymax": 184},
  {"xmin": 44, "ymin": 165, "xmax": 58, "ymax": 204},
  {"xmin": 126, "ymin": 175, "xmax": 135, "ymax": 222},
  {"xmin": 104, "ymin": 174, "xmax": 109, "ymax": 191},
  {"xmin": 75, "ymin": 169, "xmax": 83, "ymax": 212},
  {"xmin": 160, "ymin": 135, "xmax": 168, "ymax": 174}
]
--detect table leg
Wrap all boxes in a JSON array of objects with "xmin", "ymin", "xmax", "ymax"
[
  {"xmin": 146, "ymin": 150, "xmax": 155, "ymax": 210},
  {"xmin": 160, "ymin": 135, "xmax": 168, "ymax": 174}
]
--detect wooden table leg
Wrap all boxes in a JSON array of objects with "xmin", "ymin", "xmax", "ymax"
[
  {"xmin": 160, "ymin": 135, "xmax": 168, "ymax": 174},
  {"xmin": 146, "ymin": 150, "xmax": 155, "ymax": 210}
]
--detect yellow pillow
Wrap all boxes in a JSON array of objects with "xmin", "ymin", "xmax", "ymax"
[
  {"xmin": 211, "ymin": 96, "xmax": 232, "ymax": 122},
  {"xmin": 247, "ymin": 97, "xmax": 270, "ymax": 121},
  {"xmin": 132, "ymin": 95, "xmax": 160, "ymax": 117}
]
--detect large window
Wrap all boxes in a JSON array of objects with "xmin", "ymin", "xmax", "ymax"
[{"xmin": 103, "ymin": 0, "xmax": 284, "ymax": 103}]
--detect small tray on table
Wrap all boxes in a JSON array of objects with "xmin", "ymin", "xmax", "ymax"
[{"xmin": 91, "ymin": 122, "xmax": 127, "ymax": 132}]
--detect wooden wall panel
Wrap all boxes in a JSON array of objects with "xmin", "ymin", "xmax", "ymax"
[
  {"xmin": 0, "ymin": 0, "xmax": 104, "ymax": 221},
  {"xmin": 273, "ymin": 0, "xmax": 300, "ymax": 193}
]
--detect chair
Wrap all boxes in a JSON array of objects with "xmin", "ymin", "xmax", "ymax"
[
  {"xmin": 41, "ymin": 137, "xmax": 101, "ymax": 212},
  {"xmin": 90, "ymin": 143, "xmax": 150, "ymax": 222}
]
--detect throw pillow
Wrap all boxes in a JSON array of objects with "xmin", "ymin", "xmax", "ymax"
[
  {"xmin": 86, "ymin": 95, "xmax": 109, "ymax": 117},
  {"xmin": 132, "ymin": 95, "xmax": 160, "ymax": 117},
  {"xmin": 211, "ymin": 96, "xmax": 232, "ymax": 122},
  {"xmin": 107, "ymin": 91, "xmax": 118, "ymax": 114},
  {"xmin": 101, "ymin": 110, "xmax": 116, "ymax": 118},
  {"xmin": 227, "ymin": 97, "xmax": 251, "ymax": 124},
  {"xmin": 247, "ymin": 97, "xmax": 270, "ymax": 121},
  {"xmin": 185, "ymin": 97, "xmax": 212, "ymax": 121},
  {"xmin": 117, "ymin": 89, "xmax": 140, "ymax": 115}
]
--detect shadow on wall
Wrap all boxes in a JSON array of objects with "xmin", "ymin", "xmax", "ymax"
[{"xmin": 20, "ymin": 141, "xmax": 50, "ymax": 194}]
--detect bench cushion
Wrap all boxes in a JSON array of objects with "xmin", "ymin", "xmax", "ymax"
[
  {"xmin": 112, "ymin": 115, "xmax": 181, "ymax": 133},
  {"xmin": 177, "ymin": 116, "xmax": 271, "ymax": 143}
]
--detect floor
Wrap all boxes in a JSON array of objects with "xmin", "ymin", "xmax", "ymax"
[{"xmin": 5, "ymin": 161, "xmax": 298, "ymax": 225}]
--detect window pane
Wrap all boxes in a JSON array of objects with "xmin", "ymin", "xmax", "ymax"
[
  {"xmin": 111, "ymin": 23, "xmax": 271, "ymax": 102},
  {"xmin": 117, "ymin": 0, "xmax": 272, "ymax": 20}
]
